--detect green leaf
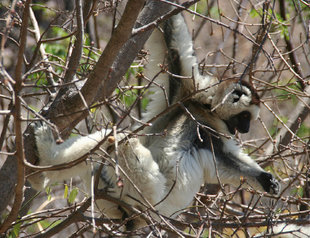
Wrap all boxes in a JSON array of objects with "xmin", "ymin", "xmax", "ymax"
[
  {"xmin": 189, "ymin": 2, "xmax": 207, "ymax": 15},
  {"xmin": 52, "ymin": 26, "xmax": 68, "ymax": 38},
  {"xmin": 64, "ymin": 184, "xmax": 68, "ymax": 199},
  {"xmin": 44, "ymin": 43, "xmax": 67, "ymax": 60},
  {"xmin": 297, "ymin": 186, "xmax": 304, "ymax": 197},
  {"xmin": 250, "ymin": 8, "xmax": 261, "ymax": 18},
  {"xmin": 45, "ymin": 186, "xmax": 52, "ymax": 201},
  {"xmin": 291, "ymin": 186, "xmax": 304, "ymax": 197},
  {"xmin": 280, "ymin": 24, "xmax": 289, "ymax": 40},
  {"xmin": 39, "ymin": 219, "xmax": 62, "ymax": 229},
  {"xmin": 269, "ymin": 116, "xmax": 288, "ymax": 136},
  {"xmin": 209, "ymin": 6, "xmax": 220, "ymax": 19},
  {"xmin": 11, "ymin": 221, "xmax": 21, "ymax": 238},
  {"xmin": 68, "ymin": 188, "xmax": 79, "ymax": 203},
  {"xmin": 297, "ymin": 123, "xmax": 310, "ymax": 139},
  {"xmin": 39, "ymin": 220, "xmax": 51, "ymax": 229},
  {"xmin": 124, "ymin": 90, "xmax": 138, "ymax": 107},
  {"xmin": 141, "ymin": 97, "xmax": 149, "ymax": 111}
]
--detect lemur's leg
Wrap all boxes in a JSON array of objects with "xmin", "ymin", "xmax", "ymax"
[
  {"xmin": 101, "ymin": 138, "xmax": 167, "ymax": 230},
  {"xmin": 114, "ymin": 138, "xmax": 166, "ymax": 206},
  {"xmin": 32, "ymin": 122, "xmax": 166, "ymax": 206},
  {"xmin": 32, "ymin": 121, "xmax": 167, "ymax": 230},
  {"xmin": 31, "ymin": 122, "xmax": 111, "ymax": 190}
]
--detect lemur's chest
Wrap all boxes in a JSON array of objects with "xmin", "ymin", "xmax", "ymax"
[
  {"xmin": 142, "ymin": 112, "xmax": 222, "ymax": 216},
  {"xmin": 147, "ymin": 113, "xmax": 207, "ymax": 179}
]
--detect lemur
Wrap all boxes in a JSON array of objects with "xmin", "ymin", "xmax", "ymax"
[{"xmin": 30, "ymin": 12, "xmax": 280, "ymax": 231}]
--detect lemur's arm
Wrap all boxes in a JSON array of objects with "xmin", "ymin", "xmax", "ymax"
[
  {"xmin": 143, "ymin": 28, "xmax": 170, "ymax": 122},
  {"xmin": 164, "ymin": 14, "xmax": 219, "ymax": 105},
  {"xmin": 164, "ymin": 13, "xmax": 199, "ymax": 79},
  {"xmin": 143, "ymin": 13, "xmax": 215, "ymax": 122},
  {"xmin": 200, "ymin": 146, "xmax": 280, "ymax": 194}
]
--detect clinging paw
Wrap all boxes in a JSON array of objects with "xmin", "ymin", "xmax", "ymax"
[
  {"xmin": 257, "ymin": 172, "xmax": 280, "ymax": 195},
  {"xmin": 32, "ymin": 121, "xmax": 58, "ymax": 166},
  {"xmin": 33, "ymin": 121, "xmax": 55, "ymax": 145}
]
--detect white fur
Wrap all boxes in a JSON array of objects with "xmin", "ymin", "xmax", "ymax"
[
  {"xmin": 168, "ymin": 14, "xmax": 199, "ymax": 80},
  {"xmin": 32, "ymin": 123, "xmax": 166, "ymax": 220},
  {"xmin": 211, "ymin": 81, "xmax": 260, "ymax": 121},
  {"xmin": 143, "ymin": 28, "xmax": 170, "ymax": 122},
  {"xmin": 31, "ymin": 13, "xmax": 279, "ymax": 230},
  {"xmin": 272, "ymin": 224, "xmax": 310, "ymax": 238},
  {"xmin": 33, "ymin": 120, "xmax": 269, "ymax": 221},
  {"xmin": 143, "ymin": 13, "xmax": 218, "ymax": 123},
  {"xmin": 32, "ymin": 125, "xmax": 112, "ymax": 189},
  {"xmin": 197, "ymin": 138, "xmax": 265, "ymax": 190},
  {"xmin": 167, "ymin": 13, "xmax": 218, "ymax": 100}
]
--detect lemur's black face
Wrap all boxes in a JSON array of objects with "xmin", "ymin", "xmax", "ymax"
[{"xmin": 225, "ymin": 111, "xmax": 251, "ymax": 134}]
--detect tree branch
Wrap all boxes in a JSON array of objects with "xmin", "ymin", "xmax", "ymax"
[
  {"xmin": 264, "ymin": 85, "xmax": 310, "ymax": 155},
  {"xmin": 33, "ymin": 198, "xmax": 91, "ymax": 238},
  {"xmin": 0, "ymin": 0, "xmax": 30, "ymax": 233},
  {"xmin": 43, "ymin": 0, "xmax": 147, "ymax": 137},
  {"xmin": 62, "ymin": 0, "xmax": 84, "ymax": 84},
  {"xmin": 279, "ymin": 0, "xmax": 306, "ymax": 90}
]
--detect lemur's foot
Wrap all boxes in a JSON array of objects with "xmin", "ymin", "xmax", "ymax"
[
  {"xmin": 29, "ymin": 121, "xmax": 56, "ymax": 190},
  {"xmin": 33, "ymin": 121, "xmax": 55, "ymax": 145},
  {"xmin": 32, "ymin": 121, "xmax": 57, "ymax": 167},
  {"xmin": 120, "ymin": 138, "xmax": 151, "ymax": 166}
]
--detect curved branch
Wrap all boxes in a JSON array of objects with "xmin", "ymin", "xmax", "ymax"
[{"xmin": 33, "ymin": 198, "xmax": 91, "ymax": 238}]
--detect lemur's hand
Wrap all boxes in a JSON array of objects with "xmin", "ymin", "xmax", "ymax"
[{"xmin": 257, "ymin": 171, "xmax": 280, "ymax": 195}]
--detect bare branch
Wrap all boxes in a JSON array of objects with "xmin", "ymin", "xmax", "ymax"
[
  {"xmin": 62, "ymin": 0, "xmax": 84, "ymax": 84},
  {"xmin": 279, "ymin": 0, "xmax": 306, "ymax": 90},
  {"xmin": 0, "ymin": 0, "xmax": 30, "ymax": 233}
]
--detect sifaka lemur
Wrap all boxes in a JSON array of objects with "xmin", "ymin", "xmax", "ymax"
[{"xmin": 30, "ymin": 11, "xmax": 280, "ymax": 231}]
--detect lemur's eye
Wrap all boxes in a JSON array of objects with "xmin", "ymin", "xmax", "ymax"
[
  {"xmin": 233, "ymin": 89, "xmax": 246, "ymax": 103},
  {"xmin": 203, "ymin": 103, "xmax": 211, "ymax": 110},
  {"xmin": 233, "ymin": 97, "xmax": 239, "ymax": 103}
]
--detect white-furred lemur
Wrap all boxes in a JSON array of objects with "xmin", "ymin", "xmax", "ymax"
[{"xmin": 30, "ymin": 11, "xmax": 280, "ymax": 231}]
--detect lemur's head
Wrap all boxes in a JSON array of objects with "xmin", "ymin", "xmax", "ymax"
[
  {"xmin": 210, "ymin": 79, "xmax": 260, "ymax": 134},
  {"xmin": 189, "ymin": 77, "xmax": 260, "ymax": 135}
]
